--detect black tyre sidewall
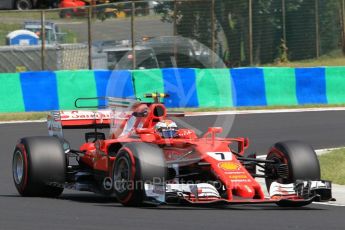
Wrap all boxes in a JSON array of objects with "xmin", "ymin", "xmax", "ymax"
[
  {"xmin": 12, "ymin": 145, "xmax": 29, "ymax": 195},
  {"xmin": 113, "ymin": 143, "xmax": 166, "ymax": 206},
  {"xmin": 266, "ymin": 140, "xmax": 321, "ymax": 191},
  {"xmin": 13, "ymin": 137, "xmax": 65, "ymax": 197},
  {"xmin": 266, "ymin": 141, "xmax": 321, "ymax": 207},
  {"xmin": 113, "ymin": 149, "xmax": 138, "ymax": 204}
]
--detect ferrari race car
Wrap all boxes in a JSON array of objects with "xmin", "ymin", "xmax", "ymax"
[{"xmin": 12, "ymin": 94, "xmax": 333, "ymax": 207}]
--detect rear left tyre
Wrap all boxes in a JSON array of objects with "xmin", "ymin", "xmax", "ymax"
[{"xmin": 12, "ymin": 136, "xmax": 66, "ymax": 197}]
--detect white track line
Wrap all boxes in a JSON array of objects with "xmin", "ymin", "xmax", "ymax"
[
  {"xmin": 2, "ymin": 107, "xmax": 345, "ymax": 124},
  {"xmin": 0, "ymin": 120, "xmax": 45, "ymax": 124},
  {"xmin": 315, "ymin": 147, "xmax": 345, "ymax": 155},
  {"xmin": 186, "ymin": 107, "xmax": 345, "ymax": 116},
  {"xmin": 313, "ymin": 202, "xmax": 345, "ymax": 207}
]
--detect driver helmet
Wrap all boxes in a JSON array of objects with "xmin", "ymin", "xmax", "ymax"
[{"xmin": 155, "ymin": 120, "xmax": 178, "ymax": 138}]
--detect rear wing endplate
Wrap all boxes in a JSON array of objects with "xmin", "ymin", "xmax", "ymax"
[{"xmin": 47, "ymin": 110, "xmax": 118, "ymax": 138}]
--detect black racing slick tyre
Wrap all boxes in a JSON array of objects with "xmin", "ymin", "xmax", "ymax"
[
  {"xmin": 265, "ymin": 140, "xmax": 320, "ymax": 207},
  {"xmin": 12, "ymin": 137, "xmax": 66, "ymax": 197},
  {"xmin": 113, "ymin": 143, "xmax": 167, "ymax": 207},
  {"xmin": 15, "ymin": 0, "xmax": 33, "ymax": 10}
]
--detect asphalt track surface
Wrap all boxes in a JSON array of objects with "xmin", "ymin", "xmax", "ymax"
[{"xmin": 1, "ymin": 111, "xmax": 345, "ymax": 230}]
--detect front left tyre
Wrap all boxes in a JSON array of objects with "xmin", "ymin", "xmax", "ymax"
[
  {"xmin": 13, "ymin": 136, "xmax": 66, "ymax": 197},
  {"xmin": 113, "ymin": 143, "xmax": 167, "ymax": 206}
]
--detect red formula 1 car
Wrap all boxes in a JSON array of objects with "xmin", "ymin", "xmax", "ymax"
[{"xmin": 12, "ymin": 94, "xmax": 333, "ymax": 207}]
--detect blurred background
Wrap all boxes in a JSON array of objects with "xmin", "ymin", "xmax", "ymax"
[{"xmin": 0, "ymin": 0, "xmax": 344, "ymax": 72}]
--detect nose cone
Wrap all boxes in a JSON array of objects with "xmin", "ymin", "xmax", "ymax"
[{"xmin": 235, "ymin": 184, "xmax": 256, "ymax": 199}]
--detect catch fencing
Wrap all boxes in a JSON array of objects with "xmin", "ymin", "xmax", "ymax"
[{"xmin": 0, "ymin": 0, "xmax": 344, "ymax": 73}]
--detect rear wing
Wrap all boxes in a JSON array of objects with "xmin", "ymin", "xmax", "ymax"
[
  {"xmin": 47, "ymin": 96, "xmax": 185, "ymax": 138},
  {"xmin": 49, "ymin": 110, "xmax": 112, "ymax": 129},
  {"xmin": 47, "ymin": 110, "xmax": 130, "ymax": 138},
  {"xmin": 47, "ymin": 97, "xmax": 138, "ymax": 138}
]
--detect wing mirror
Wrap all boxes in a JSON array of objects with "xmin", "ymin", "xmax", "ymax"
[{"xmin": 132, "ymin": 109, "xmax": 148, "ymax": 117}]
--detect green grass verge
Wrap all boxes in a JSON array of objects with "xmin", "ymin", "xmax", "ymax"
[
  {"xmin": 0, "ymin": 22, "xmax": 78, "ymax": 45},
  {"xmin": 0, "ymin": 23, "xmax": 21, "ymax": 46},
  {"xmin": 0, "ymin": 112, "xmax": 47, "ymax": 122},
  {"xmin": 319, "ymin": 148, "xmax": 345, "ymax": 185},
  {"xmin": 267, "ymin": 50, "xmax": 345, "ymax": 67},
  {"xmin": 0, "ymin": 11, "xmax": 61, "ymax": 20},
  {"xmin": 62, "ymin": 28, "xmax": 78, "ymax": 43}
]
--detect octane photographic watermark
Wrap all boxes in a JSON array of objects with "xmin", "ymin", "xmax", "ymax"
[
  {"xmin": 103, "ymin": 177, "xmax": 113, "ymax": 191},
  {"xmin": 105, "ymin": 36, "xmax": 238, "ymax": 155},
  {"xmin": 103, "ymin": 176, "xmax": 225, "ymax": 191}
]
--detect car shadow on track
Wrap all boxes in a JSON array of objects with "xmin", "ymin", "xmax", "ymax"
[
  {"xmin": 0, "ymin": 194, "xmax": 326, "ymax": 211},
  {"xmin": 94, "ymin": 200, "xmax": 326, "ymax": 211},
  {"xmin": 94, "ymin": 203, "xmax": 325, "ymax": 211},
  {"xmin": 0, "ymin": 193, "xmax": 119, "ymax": 205},
  {"xmin": 59, "ymin": 193, "xmax": 119, "ymax": 204}
]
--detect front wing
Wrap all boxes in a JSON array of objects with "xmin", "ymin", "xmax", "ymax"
[{"xmin": 143, "ymin": 180, "xmax": 333, "ymax": 206}]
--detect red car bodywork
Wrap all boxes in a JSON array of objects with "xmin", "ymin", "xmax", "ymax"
[{"xmin": 50, "ymin": 97, "xmax": 322, "ymax": 205}]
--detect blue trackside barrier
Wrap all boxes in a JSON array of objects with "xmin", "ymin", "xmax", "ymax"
[
  {"xmin": 0, "ymin": 67, "xmax": 345, "ymax": 112},
  {"xmin": 230, "ymin": 68, "xmax": 267, "ymax": 107},
  {"xmin": 162, "ymin": 68, "xmax": 199, "ymax": 108},
  {"xmin": 295, "ymin": 67, "xmax": 328, "ymax": 105}
]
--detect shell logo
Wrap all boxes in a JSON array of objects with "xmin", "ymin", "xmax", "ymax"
[{"xmin": 218, "ymin": 162, "xmax": 241, "ymax": 171}]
